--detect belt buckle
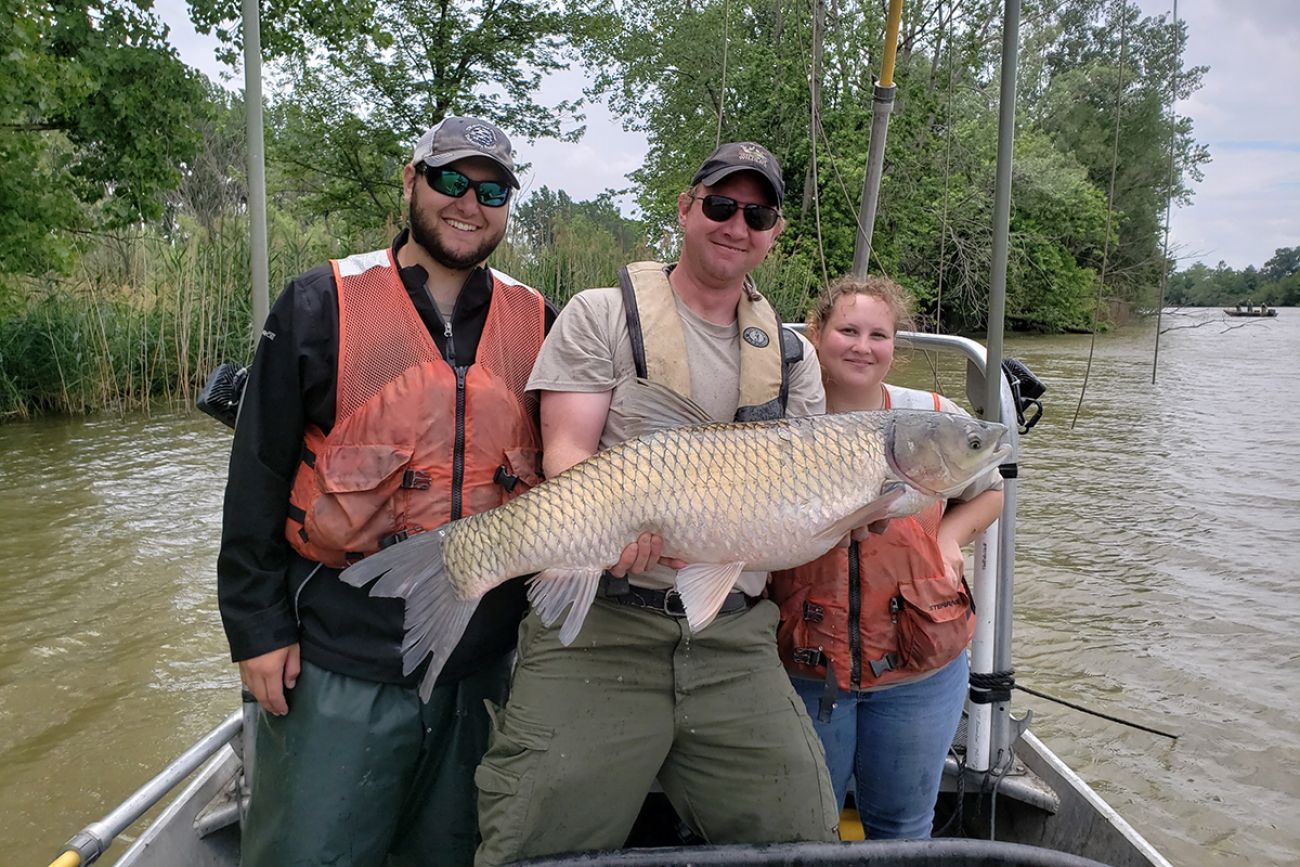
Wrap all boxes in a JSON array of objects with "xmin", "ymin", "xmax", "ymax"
[{"xmin": 663, "ymin": 589, "xmax": 687, "ymax": 617}]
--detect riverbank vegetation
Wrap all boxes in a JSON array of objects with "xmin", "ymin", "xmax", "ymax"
[
  {"xmin": 3, "ymin": 0, "xmax": 1204, "ymax": 419},
  {"xmin": 1167, "ymin": 247, "xmax": 1300, "ymax": 307}
]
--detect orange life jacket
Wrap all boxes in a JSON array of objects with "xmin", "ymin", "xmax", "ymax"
[
  {"xmin": 284, "ymin": 249, "xmax": 546, "ymax": 568},
  {"xmin": 769, "ymin": 389, "xmax": 976, "ymax": 692}
]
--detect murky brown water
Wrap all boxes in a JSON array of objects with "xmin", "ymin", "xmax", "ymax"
[{"xmin": 2, "ymin": 309, "xmax": 1297, "ymax": 866}]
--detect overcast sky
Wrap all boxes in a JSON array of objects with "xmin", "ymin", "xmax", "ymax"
[{"xmin": 157, "ymin": 0, "xmax": 1297, "ymax": 270}]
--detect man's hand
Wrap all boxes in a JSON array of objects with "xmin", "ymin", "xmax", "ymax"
[
  {"xmin": 608, "ymin": 532, "xmax": 687, "ymax": 577},
  {"xmin": 239, "ymin": 643, "xmax": 301, "ymax": 716}
]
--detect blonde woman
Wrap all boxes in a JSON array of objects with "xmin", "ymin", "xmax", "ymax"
[{"xmin": 770, "ymin": 275, "xmax": 1003, "ymax": 839}]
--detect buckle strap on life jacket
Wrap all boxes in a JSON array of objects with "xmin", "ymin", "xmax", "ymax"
[
  {"xmin": 401, "ymin": 469, "xmax": 432, "ymax": 490},
  {"xmin": 869, "ymin": 652, "xmax": 900, "ymax": 678},
  {"xmin": 802, "ymin": 600, "xmax": 824, "ymax": 623},
  {"xmin": 494, "ymin": 465, "xmax": 520, "ymax": 492},
  {"xmin": 793, "ymin": 646, "xmax": 838, "ymax": 723}
]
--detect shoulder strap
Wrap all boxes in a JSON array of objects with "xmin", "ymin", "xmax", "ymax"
[{"xmin": 617, "ymin": 265, "xmax": 649, "ymax": 380}]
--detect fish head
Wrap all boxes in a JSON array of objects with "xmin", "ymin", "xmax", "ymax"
[{"xmin": 885, "ymin": 412, "xmax": 1010, "ymax": 497}]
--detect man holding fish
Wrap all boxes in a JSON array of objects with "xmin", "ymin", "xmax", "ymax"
[{"xmin": 476, "ymin": 142, "xmax": 841, "ymax": 862}]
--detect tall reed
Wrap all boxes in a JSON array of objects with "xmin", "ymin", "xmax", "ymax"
[
  {"xmin": 0, "ymin": 211, "xmax": 387, "ymax": 420},
  {"xmin": 0, "ymin": 209, "xmax": 830, "ymax": 421}
]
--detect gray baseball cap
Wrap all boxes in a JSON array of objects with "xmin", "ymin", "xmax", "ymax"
[
  {"xmin": 412, "ymin": 116, "xmax": 520, "ymax": 189},
  {"xmin": 691, "ymin": 141, "xmax": 785, "ymax": 206}
]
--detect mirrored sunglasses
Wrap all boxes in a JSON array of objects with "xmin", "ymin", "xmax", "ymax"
[
  {"xmin": 420, "ymin": 165, "xmax": 511, "ymax": 207},
  {"xmin": 691, "ymin": 193, "xmax": 781, "ymax": 231}
]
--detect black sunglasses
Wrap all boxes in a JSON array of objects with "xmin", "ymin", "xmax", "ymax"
[
  {"xmin": 420, "ymin": 164, "xmax": 511, "ymax": 207},
  {"xmin": 690, "ymin": 193, "xmax": 781, "ymax": 231}
]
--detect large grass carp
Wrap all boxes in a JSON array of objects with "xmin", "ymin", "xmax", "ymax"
[{"xmin": 341, "ymin": 380, "xmax": 1009, "ymax": 698}]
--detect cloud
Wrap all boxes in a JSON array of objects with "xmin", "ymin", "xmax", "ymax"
[{"xmin": 1137, "ymin": 0, "xmax": 1300, "ymax": 266}]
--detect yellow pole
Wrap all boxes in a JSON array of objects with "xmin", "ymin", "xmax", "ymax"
[
  {"xmin": 850, "ymin": 0, "xmax": 906, "ymax": 275},
  {"xmin": 879, "ymin": 0, "xmax": 905, "ymax": 87},
  {"xmin": 48, "ymin": 852, "xmax": 81, "ymax": 867}
]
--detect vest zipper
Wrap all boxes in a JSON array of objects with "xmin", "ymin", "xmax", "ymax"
[
  {"xmin": 451, "ymin": 365, "xmax": 468, "ymax": 520},
  {"xmin": 848, "ymin": 540, "xmax": 862, "ymax": 687},
  {"xmin": 443, "ymin": 318, "xmax": 456, "ymax": 366}
]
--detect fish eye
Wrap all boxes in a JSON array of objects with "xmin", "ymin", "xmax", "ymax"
[{"xmin": 968, "ymin": 435, "xmax": 983, "ymax": 450}]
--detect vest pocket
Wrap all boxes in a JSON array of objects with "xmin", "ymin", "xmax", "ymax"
[
  {"xmin": 895, "ymin": 575, "xmax": 975, "ymax": 673},
  {"xmin": 305, "ymin": 443, "xmax": 413, "ymax": 551}
]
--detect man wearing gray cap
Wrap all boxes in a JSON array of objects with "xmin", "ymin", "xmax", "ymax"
[
  {"xmin": 218, "ymin": 115, "xmax": 554, "ymax": 866},
  {"xmin": 474, "ymin": 142, "xmax": 837, "ymax": 865}
]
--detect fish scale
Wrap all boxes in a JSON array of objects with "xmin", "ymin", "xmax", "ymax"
[
  {"xmin": 448, "ymin": 414, "xmax": 893, "ymax": 595},
  {"xmin": 339, "ymin": 380, "xmax": 1009, "ymax": 700}
]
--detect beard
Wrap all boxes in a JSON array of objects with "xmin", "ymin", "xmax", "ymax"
[{"xmin": 408, "ymin": 188, "xmax": 506, "ymax": 271}]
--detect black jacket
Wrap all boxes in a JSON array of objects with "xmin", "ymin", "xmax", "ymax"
[{"xmin": 216, "ymin": 230, "xmax": 555, "ymax": 686}]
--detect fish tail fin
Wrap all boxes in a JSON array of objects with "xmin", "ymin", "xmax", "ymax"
[
  {"xmin": 339, "ymin": 528, "xmax": 478, "ymax": 701},
  {"xmin": 527, "ymin": 568, "xmax": 604, "ymax": 645},
  {"xmin": 674, "ymin": 561, "xmax": 746, "ymax": 633}
]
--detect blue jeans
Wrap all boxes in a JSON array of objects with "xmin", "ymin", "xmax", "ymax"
[{"xmin": 792, "ymin": 652, "xmax": 968, "ymax": 840}]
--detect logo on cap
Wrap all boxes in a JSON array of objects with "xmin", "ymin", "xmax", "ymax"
[
  {"xmin": 742, "ymin": 327, "xmax": 770, "ymax": 348},
  {"xmin": 465, "ymin": 124, "xmax": 498, "ymax": 148},
  {"xmin": 737, "ymin": 144, "xmax": 769, "ymax": 168}
]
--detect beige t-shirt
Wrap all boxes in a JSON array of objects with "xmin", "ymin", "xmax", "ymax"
[{"xmin": 527, "ymin": 284, "xmax": 826, "ymax": 593}]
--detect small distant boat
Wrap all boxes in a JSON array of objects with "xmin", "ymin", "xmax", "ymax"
[{"xmin": 1224, "ymin": 304, "xmax": 1278, "ymax": 317}]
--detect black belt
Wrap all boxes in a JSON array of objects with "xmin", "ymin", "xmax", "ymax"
[{"xmin": 598, "ymin": 574, "xmax": 754, "ymax": 618}]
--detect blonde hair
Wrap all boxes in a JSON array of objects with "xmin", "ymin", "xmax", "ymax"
[{"xmin": 805, "ymin": 275, "xmax": 916, "ymax": 339}]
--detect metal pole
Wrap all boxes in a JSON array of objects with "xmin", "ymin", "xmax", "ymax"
[
  {"xmin": 985, "ymin": 0, "xmax": 1022, "ymax": 768},
  {"xmin": 52, "ymin": 711, "xmax": 243, "ymax": 866},
  {"xmin": 966, "ymin": 520, "xmax": 999, "ymax": 772},
  {"xmin": 1152, "ymin": 0, "xmax": 1179, "ymax": 384},
  {"xmin": 243, "ymin": 0, "xmax": 270, "ymax": 348},
  {"xmin": 850, "ymin": 0, "xmax": 904, "ymax": 277}
]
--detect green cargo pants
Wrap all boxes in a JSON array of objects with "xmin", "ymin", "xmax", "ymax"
[
  {"xmin": 241, "ymin": 653, "xmax": 511, "ymax": 867},
  {"xmin": 474, "ymin": 598, "xmax": 838, "ymax": 866}
]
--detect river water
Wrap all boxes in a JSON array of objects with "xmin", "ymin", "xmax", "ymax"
[{"xmin": 1, "ymin": 308, "xmax": 1296, "ymax": 866}]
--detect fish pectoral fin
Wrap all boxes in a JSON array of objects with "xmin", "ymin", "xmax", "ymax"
[
  {"xmin": 527, "ymin": 568, "xmax": 604, "ymax": 646},
  {"xmin": 339, "ymin": 528, "xmax": 478, "ymax": 703},
  {"xmin": 619, "ymin": 377, "xmax": 714, "ymax": 439},
  {"xmin": 806, "ymin": 485, "xmax": 913, "ymax": 552},
  {"xmin": 674, "ymin": 561, "xmax": 746, "ymax": 633}
]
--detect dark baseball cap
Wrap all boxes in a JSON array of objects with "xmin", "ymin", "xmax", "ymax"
[
  {"xmin": 691, "ymin": 141, "xmax": 785, "ymax": 206},
  {"xmin": 412, "ymin": 116, "xmax": 520, "ymax": 189}
]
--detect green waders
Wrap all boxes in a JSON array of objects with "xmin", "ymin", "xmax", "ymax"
[
  {"xmin": 241, "ymin": 653, "xmax": 510, "ymax": 867},
  {"xmin": 474, "ymin": 598, "xmax": 838, "ymax": 866}
]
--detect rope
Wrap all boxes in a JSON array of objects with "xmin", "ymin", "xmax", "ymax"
[
  {"xmin": 968, "ymin": 669, "xmax": 1015, "ymax": 704},
  {"xmin": 1071, "ymin": 0, "xmax": 1129, "ymax": 430},
  {"xmin": 934, "ymin": 744, "xmax": 967, "ymax": 837},
  {"xmin": 788, "ymin": 14, "xmax": 893, "ymax": 287},
  {"xmin": 970, "ymin": 667, "xmax": 1178, "ymax": 739},
  {"xmin": 808, "ymin": 0, "xmax": 830, "ymax": 288},
  {"xmin": 935, "ymin": 0, "xmax": 958, "ymax": 341},
  {"xmin": 987, "ymin": 746, "xmax": 1015, "ymax": 841},
  {"xmin": 1015, "ymin": 683, "xmax": 1179, "ymax": 741},
  {"xmin": 1151, "ymin": 0, "xmax": 1180, "ymax": 384},
  {"xmin": 716, "ymin": 0, "xmax": 730, "ymax": 148}
]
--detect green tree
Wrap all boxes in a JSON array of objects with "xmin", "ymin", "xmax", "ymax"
[
  {"xmin": 193, "ymin": 0, "xmax": 606, "ymax": 229},
  {"xmin": 1029, "ymin": 0, "xmax": 1208, "ymax": 308},
  {"xmin": 0, "ymin": 0, "xmax": 207, "ymax": 277}
]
